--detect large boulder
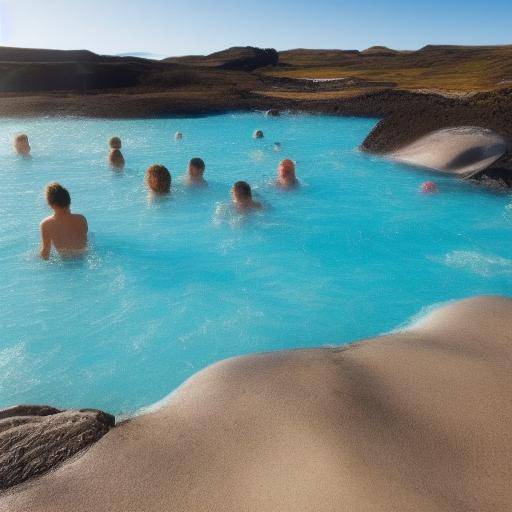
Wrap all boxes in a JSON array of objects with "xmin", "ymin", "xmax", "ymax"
[
  {"xmin": 2, "ymin": 297, "xmax": 512, "ymax": 511},
  {"xmin": 0, "ymin": 405, "xmax": 115, "ymax": 491},
  {"xmin": 390, "ymin": 126, "xmax": 509, "ymax": 177}
]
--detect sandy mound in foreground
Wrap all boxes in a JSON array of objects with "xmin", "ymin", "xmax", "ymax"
[
  {"xmin": 391, "ymin": 127, "xmax": 509, "ymax": 177},
  {"xmin": 2, "ymin": 296, "xmax": 511, "ymax": 512}
]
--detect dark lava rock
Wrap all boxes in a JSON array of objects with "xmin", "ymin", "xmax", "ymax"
[
  {"xmin": 356, "ymin": 89, "xmax": 512, "ymax": 188},
  {"xmin": 475, "ymin": 151, "xmax": 512, "ymax": 188},
  {"xmin": 359, "ymin": 89, "xmax": 512, "ymax": 154},
  {"xmin": 0, "ymin": 405, "xmax": 115, "ymax": 491}
]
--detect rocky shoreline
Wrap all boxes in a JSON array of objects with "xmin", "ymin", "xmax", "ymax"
[
  {"xmin": 0, "ymin": 406, "xmax": 115, "ymax": 491},
  {"xmin": 2, "ymin": 296, "xmax": 511, "ymax": 511}
]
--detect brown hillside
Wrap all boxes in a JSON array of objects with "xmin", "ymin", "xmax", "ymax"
[{"xmin": 268, "ymin": 44, "xmax": 512, "ymax": 92}]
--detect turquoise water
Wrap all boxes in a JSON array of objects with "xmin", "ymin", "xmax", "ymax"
[{"xmin": 0, "ymin": 112, "xmax": 511, "ymax": 415}]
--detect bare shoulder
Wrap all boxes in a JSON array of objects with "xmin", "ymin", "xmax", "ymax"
[
  {"xmin": 73, "ymin": 213, "xmax": 88, "ymax": 227},
  {"xmin": 40, "ymin": 216, "xmax": 55, "ymax": 230}
]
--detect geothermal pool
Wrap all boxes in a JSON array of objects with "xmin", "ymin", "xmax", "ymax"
[{"xmin": 1, "ymin": 113, "xmax": 511, "ymax": 415}]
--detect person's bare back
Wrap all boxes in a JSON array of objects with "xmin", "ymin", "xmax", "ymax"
[
  {"xmin": 40, "ymin": 183, "xmax": 88, "ymax": 260},
  {"xmin": 40, "ymin": 213, "xmax": 88, "ymax": 259}
]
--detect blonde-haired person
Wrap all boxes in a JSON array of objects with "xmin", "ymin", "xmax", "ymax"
[{"xmin": 14, "ymin": 134, "xmax": 31, "ymax": 156}]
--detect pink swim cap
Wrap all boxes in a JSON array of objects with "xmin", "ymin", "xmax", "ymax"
[{"xmin": 421, "ymin": 181, "xmax": 438, "ymax": 194}]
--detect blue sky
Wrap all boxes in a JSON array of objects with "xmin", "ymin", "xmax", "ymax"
[{"xmin": 0, "ymin": 0, "xmax": 511, "ymax": 57}]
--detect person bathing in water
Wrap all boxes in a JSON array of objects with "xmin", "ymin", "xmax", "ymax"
[
  {"xmin": 14, "ymin": 134, "xmax": 31, "ymax": 156},
  {"xmin": 108, "ymin": 137, "xmax": 125, "ymax": 169},
  {"xmin": 40, "ymin": 183, "xmax": 88, "ymax": 260},
  {"xmin": 277, "ymin": 159, "xmax": 299, "ymax": 188},
  {"xmin": 146, "ymin": 164, "xmax": 172, "ymax": 195},
  {"xmin": 185, "ymin": 158, "xmax": 207, "ymax": 186},
  {"xmin": 232, "ymin": 181, "xmax": 262, "ymax": 212}
]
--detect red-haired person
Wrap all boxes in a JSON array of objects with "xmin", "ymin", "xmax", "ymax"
[
  {"xmin": 146, "ymin": 164, "xmax": 172, "ymax": 195},
  {"xmin": 277, "ymin": 159, "xmax": 299, "ymax": 188}
]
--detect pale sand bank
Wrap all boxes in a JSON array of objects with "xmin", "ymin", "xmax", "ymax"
[
  {"xmin": 391, "ymin": 127, "xmax": 508, "ymax": 177},
  {"xmin": 1, "ymin": 296, "xmax": 511, "ymax": 511}
]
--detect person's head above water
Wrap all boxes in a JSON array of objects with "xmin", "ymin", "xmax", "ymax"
[
  {"xmin": 233, "ymin": 181, "xmax": 252, "ymax": 199},
  {"xmin": 175, "ymin": 132, "xmax": 183, "ymax": 141},
  {"xmin": 277, "ymin": 159, "xmax": 298, "ymax": 187},
  {"xmin": 109, "ymin": 149, "xmax": 125, "ymax": 169},
  {"xmin": 146, "ymin": 164, "xmax": 172, "ymax": 194},
  {"xmin": 187, "ymin": 157, "xmax": 206, "ymax": 184},
  {"xmin": 46, "ymin": 182, "xmax": 71, "ymax": 210},
  {"xmin": 421, "ymin": 181, "xmax": 439, "ymax": 194},
  {"xmin": 253, "ymin": 130, "xmax": 264, "ymax": 139},
  {"xmin": 14, "ymin": 134, "xmax": 30, "ymax": 156},
  {"xmin": 109, "ymin": 137, "xmax": 122, "ymax": 150},
  {"xmin": 232, "ymin": 181, "xmax": 262, "ymax": 211}
]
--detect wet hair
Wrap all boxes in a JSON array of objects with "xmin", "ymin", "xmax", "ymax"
[
  {"xmin": 15, "ymin": 134, "xmax": 29, "ymax": 144},
  {"xmin": 46, "ymin": 182, "xmax": 71, "ymax": 208},
  {"xmin": 146, "ymin": 164, "xmax": 171, "ymax": 193},
  {"xmin": 109, "ymin": 137, "xmax": 122, "ymax": 150},
  {"xmin": 109, "ymin": 149, "xmax": 125, "ymax": 167},
  {"xmin": 279, "ymin": 159, "xmax": 296, "ymax": 178},
  {"xmin": 189, "ymin": 158, "xmax": 205, "ymax": 171},
  {"xmin": 253, "ymin": 130, "xmax": 264, "ymax": 139},
  {"xmin": 233, "ymin": 181, "xmax": 252, "ymax": 199},
  {"xmin": 14, "ymin": 133, "xmax": 30, "ymax": 154}
]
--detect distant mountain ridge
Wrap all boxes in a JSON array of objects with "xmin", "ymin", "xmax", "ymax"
[
  {"xmin": 0, "ymin": 43, "xmax": 512, "ymax": 95},
  {"xmin": 116, "ymin": 52, "xmax": 166, "ymax": 60},
  {"xmin": 0, "ymin": 46, "xmax": 103, "ymax": 63},
  {"xmin": 361, "ymin": 46, "xmax": 401, "ymax": 55},
  {"xmin": 165, "ymin": 46, "xmax": 279, "ymax": 70}
]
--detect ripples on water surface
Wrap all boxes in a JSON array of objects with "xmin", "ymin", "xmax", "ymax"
[{"xmin": 0, "ymin": 113, "xmax": 510, "ymax": 414}]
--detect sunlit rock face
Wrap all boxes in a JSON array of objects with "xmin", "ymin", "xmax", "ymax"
[
  {"xmin": 2, "ymin": 297, "xmax": 512, "ymax": 512},
  {"xmin": 0, "ymin": 406, "xmax": 115, "ymax": 491},
  {"xmin": 391, "ymin": 126, "xmax": 509, "ymax": 177}
]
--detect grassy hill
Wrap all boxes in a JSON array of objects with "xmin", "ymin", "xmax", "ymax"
[
  {"xmin": 265, "ymin": 45, "xmax": 512, "ymax": 94},
  {"xmin": 0, "ymin": 43, "xmax": 511, "ymax": 122}
]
